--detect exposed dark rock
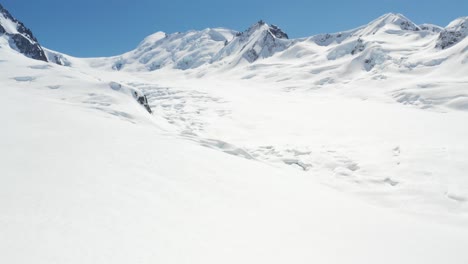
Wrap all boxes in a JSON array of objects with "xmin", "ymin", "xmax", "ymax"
[
  {"xmin": 221, "ymin": 20, "xmax": 291, "ymax": 63},
  {"xmin": 52, "ymin": 54, "xmax": 71, "ymax": 66},
  {"xmin": 364, "ymin": 58, "xmax": 375, "ymax": 71},
  {"xmin": 419, "ymin": 24, "xmax": 443, "ymax": 33},
  {"xmin": 351, "ymin": 38, "xmax": 366, "ymax": 55},
  {"xmin": 244, "ymin": 49, "xmax": 259, "ymax": 63},
  {"xmin": 435, "ymin": 18, "xmax": 467, "ymax": 49},
  {"xmin": 269, "ymin": 24, "xmax": 288, "ymax": 39},
  {"xmin": 0, "ymin": 4, "xmax": 48, "ymax": 62},
  {"xmin": 436, "ymin": 30, "xmax": 464, "ymax": 49},
  {"xmin": 113, "ymin": 61, "xmax": 124, "ymax": 71},
  {"xmin": 133, "ymin": 91, "xmax": 152, "ymax": 113},
  {"xmin": 313, "ymin": 32, "xmax": 348, "ymax": 46},
  {"xmin": 11, "ymin": 34, "xmax": 47, "ymax": 61},
  {"xmin": 400, "ymin": 20, "xmax": 420, "ymax": 31},
  {"xmin": 53, "ymin": 55, "xmax": 64, "ymax": 66},
  {"xmin": 0, "ymin": 4, "xmax": 14, "ymax": 21}
]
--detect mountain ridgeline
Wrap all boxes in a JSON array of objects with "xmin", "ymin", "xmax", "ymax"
[
  {"xmin": 103, "ymin": 14, "xmax": 468, "ymax": 72},
  {"xmin": 0, "ymin": 4, "xmax": 467, "ymax": 73}
]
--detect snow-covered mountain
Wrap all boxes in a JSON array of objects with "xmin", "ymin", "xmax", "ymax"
[
  {"xmin": 71, "ymin": 13, "xmax": 467, "ymax": 75},
  {"xmin": 103, "ymin": 28, "xmax": 237, "ymax": 71},
  {"xmin": 2, "ymin": 5, "xmax": 468, "ymax": 264},
  {"xmin": 87, "ymin": 21, "xmax": 292, "ymax": 71},
  {"xmin": 211, "ymin": 20, "xmax": 292, "ymax": 66},
  {"xmin": 0, "ymin": 3, "xmax": 47, "ymax": 62}
]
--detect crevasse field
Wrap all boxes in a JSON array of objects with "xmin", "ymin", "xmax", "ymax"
[{"xmin": 1, "ymin": 10, "xmax": 468, "ymax": 263}]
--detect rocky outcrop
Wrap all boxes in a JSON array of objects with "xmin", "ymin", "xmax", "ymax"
[
  {"xmin": 351, "ymin": 38, "xmax": 366, "ymax": 55},
  {"xmin": 213, "ymin": 20, "xmax": 292, "ymax": 64},
  {"xmin": 419, "ymin": 24, "xmax": 443, "ymax": 33},
  {"xmin": 435, "ymin": 17, "xmax": 467, "ymax": 49},
  {"xmin": 269, "ymin": 24, "xmax": 289, "ymax": 39},
  {"xmin": 0, "ymin": 4, "xmax": 48, "ymax": 62},
  {"xmin": 133, "ymin": 91, "xmax": 152, "ymax": 114},
  {"xmin": 109, "ymin": 82, "xmax": 152, "ymax": 114}
]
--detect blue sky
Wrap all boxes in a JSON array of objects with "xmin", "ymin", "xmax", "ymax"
[{"xmin": 2, "ymin": 0, "xmax": 467, "ymax": 57}]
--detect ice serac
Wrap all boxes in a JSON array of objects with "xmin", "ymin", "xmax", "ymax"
[
  {"xmin": 436, "ymin": 17, "xmax": 468, "ymax": 49},
  {"xmin": 0, "ymin": 4, "xmax": 47, "ymax": 62},
  {"xmin": 213, "ymin": 20, "xmax": 292, "ymax": 64}
]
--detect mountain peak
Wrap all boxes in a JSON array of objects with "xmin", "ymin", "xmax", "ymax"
[
  {"xmin": 0, "ymin": 4, "xmax": 47, "ymax": 62},
  {"xmin": 378, "ymin": 13, "xmax": 406, "ymax": 20},
  {"xmin": 359, "ymin": 13, "xmax": 420, "ymax": 35},
  {"xmin": 211, "ymin": 21, "xmax": 291, "ymax": 65},
  {"xmin": 241, "ymin": 20, "xmax": 288, "ymax": 40},
  {"xmin": 446, "ymin": 16, "xmax": 468, "ymax": 31}
]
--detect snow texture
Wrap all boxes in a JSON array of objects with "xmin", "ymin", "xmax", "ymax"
[{"xmin": 1, "ymin": 7, "xmax": 468, "ymax": 264}]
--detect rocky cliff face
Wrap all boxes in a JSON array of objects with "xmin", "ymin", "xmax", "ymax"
[
  {"xmin": 436, "ymin": 17, "xmax": 468, "ymax": 49},
  {"xmin": 0, "ymin": 4, "xmax": 47, "ymax": 62}
]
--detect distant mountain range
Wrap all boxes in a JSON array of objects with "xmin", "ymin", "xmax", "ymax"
[{"xmin": 1, "ymin": 3, "xmax": 466, "ymax": 72}]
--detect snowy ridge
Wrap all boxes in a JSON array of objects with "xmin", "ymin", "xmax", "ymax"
[
  {"xmin": 97, "ymin": 28, "xmax": 236, "ymax": 71},
  {"xmin": 74, "ymin": 13, "xmax": 468, "ymax": 77},
  {"xmin": 89, "ymin": 21, "xmax": 294, "ymax": 71},
  {"xmin": 356, "ymin": 13, "xmax": 421, "ymax": 36},
  {"xmin": 419, "ymin": 23, "xmax": 443, "ymax": 33}
]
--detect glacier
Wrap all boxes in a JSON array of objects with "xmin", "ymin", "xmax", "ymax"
[{"xmin": 1, "ymin": 5, "xmax": 468, "ymax": 264}]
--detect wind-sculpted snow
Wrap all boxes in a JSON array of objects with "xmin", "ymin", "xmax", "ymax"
[
  {"xmin": 106, "ymin": 28, "xmax": 236, "ymax": 71},
  {"xmin": 357, "ymin": 13, "xmax": 421, "ymax": 35}
]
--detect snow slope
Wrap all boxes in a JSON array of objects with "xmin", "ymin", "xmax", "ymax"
[
  {"xmin": 72, "ymin": 13, "xmax": 468, "ymax": 112},
  {"xmin": 2, "ymin": 8, "xmax": 468, "ymax": 263},
  {"xmin": 2, "ymin": 39, "xmax": 468, "ymax": 264}
]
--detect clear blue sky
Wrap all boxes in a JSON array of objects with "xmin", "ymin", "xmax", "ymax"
[{"xmin": 2, "ymin": 0, "xmax": 467, "ymax": 57}]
